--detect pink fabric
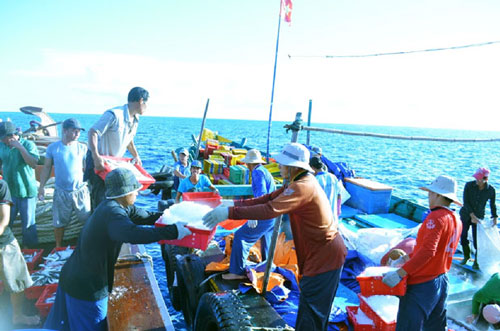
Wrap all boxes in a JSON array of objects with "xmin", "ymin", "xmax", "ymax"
[
  {"xmin": 483, "ymin": 304, "xmax": 500, "ymax": 324},
  {"xmin": 473, "ymin": 167, "xmax": 490, "ymax": 180}
]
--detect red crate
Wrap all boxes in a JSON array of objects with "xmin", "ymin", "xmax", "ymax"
[
  {"xmin": 49, "ymin": 246, "xmax": 75, "ymax": 256},
  {"xmin": 25, "ymin": 279, "xmax": 49, "ymax": 300},
  {"xmin": 357, "ymin": 274, "xmax": 407, "ymax": 296},
  {"xmin": 346, "ymin": 306, "xmax": 376, "ymax": 331},
  {"xmin": 22, "ymin": 248, "xmax": 44, "ymax": 272},
  {"xmin": 358, "ymin": 294, "xmax": 397, "ymax": 331},
  {"xmin": 35, "ymin": 284, "xmax": 58, "ymax": 317},
  {"xmin": 94, "ymin": 156, "xmax": 156, "ymax": 190},
  {"xmin": 156, "ymin": 217, "xmax": 216, "ymax": 251}
]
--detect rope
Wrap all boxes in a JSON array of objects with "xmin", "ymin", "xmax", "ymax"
[
  {"xmin": 294, "ymin": 125, "xmax": 500, "ymax": 143},
  {"xmin": 288, "ymin": 40, "xmax": 500, "ymax": 59}
]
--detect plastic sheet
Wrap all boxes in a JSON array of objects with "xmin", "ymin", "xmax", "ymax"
[{"xmin": 477, "ymin": 222, "xmax": 500, "ymax": 276}]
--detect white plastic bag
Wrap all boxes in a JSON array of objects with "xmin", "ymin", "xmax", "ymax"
[{"xmin": 477, "ymin": 222, "xmax": 500, "ymax": 275}]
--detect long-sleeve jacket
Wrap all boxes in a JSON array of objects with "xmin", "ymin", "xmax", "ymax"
[
  {"xmin": 472, "ymin": 273, "xmax": 500, "ymax": 315},
  {"xmin": 60, "ymin": 199, "xmax": 178, "ymax": 301},
  {"xmin": 460, "ymin": 181, "xmax": 497, "ymax": 220},
  {"xmin": 229, "ymin": 171, "xmax": 347, "ymax": 277},
  {"xmin": 402, "ymin": 207, "xmax": 462, "ymax": 285}
]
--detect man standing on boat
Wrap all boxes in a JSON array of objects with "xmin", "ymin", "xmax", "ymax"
[
  {"xmin": 44, "ymin": 168, "xmax": 192, "ymax": 331},
  {"xmin": 459, "ymin": 167, "xmax": 497, "ymax": 270},
  {"xmin": 172, "ymin": 148, "xmax": 191, "ymax": 191},
  {"xmin": 0, "ymin": 179, "xmax": 40, "ymax": 327},
  {"xmin": 382, "ymin": 175, "xmax": 463, "ymax": 331},
  {"xmin": 38, "ymin": 118, "xmax": 90, "ymax": 247},
  {"xmin": 203, "ymin": 143, "xmax": 347, "ymax": 331},
  {"xmin": 84, "ymin": 86, "xmax": 149, "ymax": 210},
  {"xmin": 223, "ymin": 149, "xmax": 276, "ymax": 280},
  {"xmin": 0, "ymin": 121, "xmax": 39, "ymax": 247}
]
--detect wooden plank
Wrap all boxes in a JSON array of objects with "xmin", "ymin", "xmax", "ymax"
[{"xmin": 107, "ymin": 244, "xmax": 174, "ymax": 331}]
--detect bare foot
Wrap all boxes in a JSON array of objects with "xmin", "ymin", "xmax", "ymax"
[
  {"xmin": 13, "ymin": 314, "xmax": 41, "ymax": 326},
  {"xmin": 222, "ymin": 273, "xmax": 247, "ymax": 280}
]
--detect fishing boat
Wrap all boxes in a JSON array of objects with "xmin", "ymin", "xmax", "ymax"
[
  {"xmin": 156, "ymin": 113, "xmax": 492, "ymax": 331},
  {"xmin": 1, "ymin": 107, "xmax": 175, "ymax": 330}
]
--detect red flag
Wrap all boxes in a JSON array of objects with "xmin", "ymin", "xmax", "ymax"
[{"xmin": 283, "ymin": 0, "xmax": 293, "ymax": 23}]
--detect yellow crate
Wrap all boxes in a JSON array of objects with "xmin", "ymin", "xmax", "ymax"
[
  {"xmin": 201, "ymin": 128, "xmax": 217, "ymax": 142},
  {"xmin": 232, "ymin": 148, "xmax": 247, "ymax": 155}
]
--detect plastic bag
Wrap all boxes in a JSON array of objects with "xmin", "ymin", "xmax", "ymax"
[{"xmin": 477, "ymin": 222, "xmax": 500, "ymax": 276}]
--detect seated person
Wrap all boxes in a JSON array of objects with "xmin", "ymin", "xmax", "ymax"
[
  {"xmin": 175, "ymin": 160, "xmax": 218, "ymax": 203},
  {"xmin": 173, "ymin": 148, "xmax": 190, "ymax": 191},
  {"xmin": 466, "ymin": 272, "xmax": 500, "ymax": 328}
]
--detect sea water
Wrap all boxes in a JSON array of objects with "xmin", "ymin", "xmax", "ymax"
[{"xmin": 3, "ymin": 111, "xmax": 500, "ymax": 329}]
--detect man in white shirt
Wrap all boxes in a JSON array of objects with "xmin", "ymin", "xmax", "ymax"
[{"xmin": 84, "ymin": 87, "xmax": 149, "ymax": 209}]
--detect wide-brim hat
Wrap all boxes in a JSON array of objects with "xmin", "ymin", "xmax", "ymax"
[
  {"xmin": 419, "ymin": 175, "xmax": 462, "ymax": 206},
  {"xmin": 274, "ymin": 143, "xmax": 314, "ymax": 173},
  {"xmin": 240, "ymin": 149, "xmax": 265, "ymax": 164},
  {"xmin": 105, "ymin": 167, "xmax": 142, "ymax": 199},
  {"xmin": 0, "ymin": 121, "xmax": 17, "ymax": 139}
]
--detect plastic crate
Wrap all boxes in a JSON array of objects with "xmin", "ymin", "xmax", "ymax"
[
  {"xmin": 358, "ymin": 295, "xmax": 397, "ymax": 331},
  {"xmin": 94, "ymin": 156, "xmax": 156, "ymax": 190},
  {"xmin": 25, "ymin": 270, "xmax": 50, "ymax": 300},
  {"xmin": 346, "ymin": 306, "xmax": 376, "ymax": 331},
  {"xmin": 156, "ymin": 217, "xmax": 216, "ymax": 250},
  {"xmin": 35, "ymin": 284, "xmax": 58, "ymax": 317},
  {"xmin": 22, "ymin": 248, "xmax": 44, "ymax": 272},
  {"xmin": 49, "ymin": 246, "xmax": 75, "ymax": 256},
  {"xmin": 345, "ymin": 178, "xmax": 393, "ymax": 214},
  {"xmin": 357, "ymin": 274, "xmax": 407, "ymax": 296}
]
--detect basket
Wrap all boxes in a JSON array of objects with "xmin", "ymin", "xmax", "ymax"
[
  {"xmin": 22, "ymin": 248, "xmax": 44, "ymax": 272},
  {"xmin": 357, "ymin": 274, "xmax": 407, "ymax": 296},
  {"xmin": 156, "ymin": 217, "xmax": 216, "ymax": 251},
  {"xmin": 94, "ymin": 156, "xmax": 156, "ymax": 190},
  {"xmin": 35, "ymin": 283, "xmax": 58, "ymax": 317},
  {"xmin": 358, "ymin": 294, "xmax": 397, "ymax": 331},
  {"xmin": 346, "ymin": 306, "xmax": 376, "ymax": 331}
]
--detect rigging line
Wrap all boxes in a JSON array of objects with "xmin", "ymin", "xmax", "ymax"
[
  {"xmin": 296, "ymin": 125, "xmax": 500, "ymax": 142},
  {"xmin": 288, "ymin": 40, "xmax": 500, "ymax": 59}
]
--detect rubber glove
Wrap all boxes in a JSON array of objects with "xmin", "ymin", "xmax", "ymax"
[
  {"xmin": 247, "ymin": 220, "xmax": 258, "ymax": 228},
  {"xmin": 203, "ymin": 206, "xmax": 229, "ymax": 229},
  {"xmin": 220, "ymin": 199, "xmax": 234, "ymax": 207},
  {"xmin": 175, "ymin": 222, "xmax": 192, "ymax": 240},
  {"xmin": 382, "ymin": 270, "xmax": 402, "ymax": 288}
]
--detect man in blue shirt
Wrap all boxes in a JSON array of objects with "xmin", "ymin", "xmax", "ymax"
[
  {"xmin": 38, "ymin": 118, "xmax": 90, "ymax": 247},
  {"xmin": 223, "ymin": 149, "xmax": 276, "ymax": 280},
  {"xmin": 173, "ymin": 148, "xmax": 191, "ymax": 191},
  {"xmin": 175, "ymin": 160, "xmax": 218, "ymax": 203}
]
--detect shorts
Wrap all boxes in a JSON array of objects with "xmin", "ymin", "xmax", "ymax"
[
  {"xmin": 53, "ymin": 184, "xmax": 91, "ymax": 228},
  {"xmin": 0, "ymin": 239, "xmax": 33, "ymax": 293}
]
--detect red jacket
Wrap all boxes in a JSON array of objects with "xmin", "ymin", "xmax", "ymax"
[
  {"xmin": 402, "ymin": 207, "xmax": 462, "ymax": 285},
  {"xmin": 229, "ymin": 172, "xmax": 347, "ymax": 277}
]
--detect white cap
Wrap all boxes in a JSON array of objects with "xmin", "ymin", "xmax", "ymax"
[
  {"xmin": 419, "ymin": 175, "xmax": 462, "ymax": 206},
  {"xmin": 274, "ymin": 143, "xmax": 314, "ymax": 173},
  {"xmin": 240, "ymin": 149, "xmax": 265, "ymax": 164}
]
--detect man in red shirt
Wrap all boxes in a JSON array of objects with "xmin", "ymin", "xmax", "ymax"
[
  {"xmin": 203, "ymin": 143, "xmax": 347, "ymax": 331},
  {"xmin": 382, "ymin": 175, "xmax": 463, "ymax": 330}
]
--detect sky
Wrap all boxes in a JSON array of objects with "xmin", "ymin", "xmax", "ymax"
[{"xmin": 0, "ymin": 0, "xmax": 499, "ymax": 131}]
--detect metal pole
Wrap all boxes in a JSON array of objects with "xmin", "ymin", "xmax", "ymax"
[
  {"xmin": 306, "ymin": 100, "xmax": 312, "ymax": 145},
  {"xmin": 195, "ymin": 98, "xmax": 210, "ymax": 159},
  {"xmin": 265, "ymin": 0, "xmax": 284, "ymax": 163},
  {"xmin": 290, "ymin": 112, "xmax": 302, "ymax": 143},
  {"xmin": 261, "ymin": 215, "xmax": 283, "ymax": 296}
]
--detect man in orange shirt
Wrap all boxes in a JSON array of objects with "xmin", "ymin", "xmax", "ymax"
[
  {"xmin": 203, "ymin": 143, "xmax": 347, "ymax": 331},
  {"xmin": 382, "ymin": 175, "xmax": 463, "ymax": 330}
]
